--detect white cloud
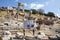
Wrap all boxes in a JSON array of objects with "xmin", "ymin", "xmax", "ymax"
[
  {"xmin": 24, "ymin": 3, "xmax": 44, "ymax": 9},
  {"xmin": 24, "ymin": 3, "xmax": 28, "ymax": 6},
  {"xmin": 30, "ymin": 3, "xmax": 44, "ymax": 9}
]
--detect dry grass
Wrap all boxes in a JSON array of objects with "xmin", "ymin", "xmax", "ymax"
[
  {"xmin": 0, "ymin": 11, "xmax": 7, "ymax": 17},
  {"xmin": 0, "ymin": 11, "xmax": 46, "ymax": 19}
]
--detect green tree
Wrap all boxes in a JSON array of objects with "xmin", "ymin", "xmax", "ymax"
[
  {"xmin": 43, "ymin": 13, "xmax": 47, "ymax": 16},
  {"xmin": 31, "ymin": 9, "xmax": 38, "ymax": 14},
  {"xmin": 47, "ymin": 12, "xmax": 55, "ymax": 17},
  {"xmin": 47, "ymin": 12, "xmax": 55, "ymax": 21}
]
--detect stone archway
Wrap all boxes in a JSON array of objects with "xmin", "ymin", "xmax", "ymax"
[{"xmin": 16, "ymin": 1, "xmax": 25, "ymax": 19}]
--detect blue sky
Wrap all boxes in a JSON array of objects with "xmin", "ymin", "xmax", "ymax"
[{"xmin": 0, "ymin": 0, "xmax": 60, "ymax": 17}]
